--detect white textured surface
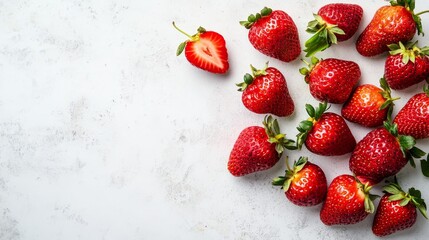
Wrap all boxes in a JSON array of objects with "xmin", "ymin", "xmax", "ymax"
[{"xmin": 1, "ymin": 0, "xmax": 429, "ymax": 239}]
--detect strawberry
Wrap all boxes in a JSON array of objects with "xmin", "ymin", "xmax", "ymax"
[
  {"xmin": 394, "ymin": 85, "xmax": 429, "ymax": 139},
  {"xmin": 272, "ymin": 156, "xmax": 327, "ymax": 206},
  {"xmin": 385, "ymin": 41, "xmax": 429, "ymax": 90},
  {"xmin": 296, "ymin": 102, "xmax": 356, "ymax": 156},
  {"xmin": 356, "ymin": 0, "xmax": 428, "ymax": 57},
  {"xmin": 372, "ymin": 180, "xmax": 428, "ymax": 237},
  {"xmin": 349, "ymin": 121, "xmax": 426, "ymax": 185},
  {"xmin": 240, "ymin": 7, "xmax": 301, "ymax": 62},
  {"xmin": 304, "ymin": 3, "xmax": 363, "ymax": 56},
  {"xmin": 299, "ymin": 57, "xmax": 360, "ymax": 104},
  {"xmin": 173, "ymin": 22, "xmax": 229, "ymax": 74},
  {"xmin": 320, "ymin": 175, "xmax": 377, "ymax": 225},
  {"xmin": 228, "ymin": 115, "xmax": 296, "ymax": 176},
  {"xmin": 341, "ymin": 78, "xmax": 399, "ymax": 127},
  {"xmin": 237, "ymin": 62, "xmax": 294, "ymax": 117}
]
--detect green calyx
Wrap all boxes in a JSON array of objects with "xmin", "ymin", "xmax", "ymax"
[
  {"xmin": 383, "ymin": 121, "xmax": 426, "ymax": 168},
  {"xmin": 379, "ymin": 77, "xmax": 400, "ymax": 121},
  {"xmin": 296, "ymin": 102, "xmax": 329, "ymax": 150},
  {"xmin": 356, "ymin": 176, "xmax": 378, "ymax": 213},
  {"xmin": 240, "ymin": 7, "xmax": 273, "ymax": 29},
  {"xmin": 421, "ymin": 153, "xmax": 429, "ymax": 177},
  {"xmin": 272, "ymin": 156, "xmax": 308, "ymax": 191},
  {"xmin": 299, "ymin": 56, "xmax": 320, "ymax": 83},
  {"xmin": 383, "ymin": 177, "xmax": 428, "ymax": 219},
  {"xmin": 236, "ymin": 62, "xmax": 269, "ymax": 91},
  {"xmin": 388, "ymin": 41, "xmax": 429, "ymax": 64},
  {"xmin": 304, "ymin": 14, "xmax": 345, "ymax": 57},
  {"xmin": 424, "ymin": 84, "xmax": 429, "ymax": 96},
  {"xmin": 390, "ymin": 0, "xmax": 428, "ymax": 36},
  {"xmin": 173, "ymin": 22, "xmax": 206, "ymax": 56},
  {"xmin": 263, "ymin": 115, "xmax": 297, "ymax": 155}
]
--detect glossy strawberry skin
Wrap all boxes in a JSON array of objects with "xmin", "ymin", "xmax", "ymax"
[
  {"xmin": 349, "ymin": 128, "xmax": 407, "ymax": 184},
  {"xmin": 286, "ymin": 162, "xmax": 327, "ymax": 206},
  {"xmin": 306, "ymin": 112, "xmax": 356, "ymax": 156},
  {"xmin": 342, "ymin": 84, "xmax": 388, "ymax": 127},
  {"xmin": 356, "ymin": 6, "xmax": 416, "ymax": 57},
  {"xmin": 228, "ymin": 126, "xmax": 279, "ymax": 176},
  {"xmin": 394, "ymin": 93, "xmax": 429, "ymax": 139},
  {"xmin": 248, "ymin": 10, "xmax": 301, "ymax": 62},
  {"xmin": 306, "ymin": 59, "xmax": 360, "ymax": 103},
  {"xmin": 318, "ymin": 3, "xmax": 363, "ymax": 42},
  {"xmin": 385, "ymin": 55, "xmax": 429, "ymax": 90},
  {"xmin": 372, "ymin": 194, "xmax": 417, "ymax": 237},
  {"xmin": 320, "ymin": 175, "xmax": 368, "ymax": 225},
  {"xmin": 185, "ymin": 31, "xmax": 229, "ymax": 74},
  {"xmin": 242, "ymin": 67, "xmax": 294, "ymax": 117}
]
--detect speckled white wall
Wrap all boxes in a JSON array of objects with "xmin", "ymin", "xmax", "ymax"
[{"xmin": 1, "ymin": 0, "xmax": 429, "ymax": 239}]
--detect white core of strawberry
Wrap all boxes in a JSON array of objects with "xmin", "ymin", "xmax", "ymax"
[{"xmin": 191, "ymin": 38, "xmax": 225, "ymax": 69}]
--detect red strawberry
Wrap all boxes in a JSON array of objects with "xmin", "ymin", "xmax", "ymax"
[
  {"xmin": 300, "ymin": 57, "xmax": 360, "ymax": 104},
  {"xmin": 349, "ymin": 121, "xmax": 426, "ymax": 185},
  {"xmin": 228, "ymin": 115, "xmax": 296, "ymax": 176},
  {"xmin": 385, "ymin": 41, "xmax": 429, "ymax": 90},
  {"xmin": 320, "ymin": 174, "xmax": 377, "ymax": 225},
  {"xmin": 173, "ymin": 22, "xmax": 229, "ymax": 74},
  {"xmin": 372, "ymin": 180, "xmax": 428, "ymax": 237},
  {"xmin": 342, "ymin": 78, "xmax": 399, "ymax": 127},
  {"xmin": 240, "ymin": 7, "xmax": 301, "ymax": 62},
  {"xmin": 296, "ymin": 102, "xmax": 356, "ymax": 156},
  {"xmin": 394, "ymin": 85, "xmax": 429, "ymax": 139},
  {"xmin": 237, "ymin": 63, "xmax": 294, "ymax": 117},
  {"xmin": 272, "ymin": 156, "xmax": 327, "ymax": 206},
  {"xmin": 356, "ymin": 0, "xmax": 428, "ymax": 57},
  {"xmin": 304, "ymin": 3, "xmax": 363, "ymax": 56}
]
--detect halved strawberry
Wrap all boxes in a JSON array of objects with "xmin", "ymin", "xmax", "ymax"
[{"xmin": 173, "ymin": 22, "xmax": 229, "ymax": 74}]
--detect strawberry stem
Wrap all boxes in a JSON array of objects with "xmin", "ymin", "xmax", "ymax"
[
  {"xmin": 172, "ymin": 22, "xmax": 197, "ymax": 40},
  {"xmin": 416, "ymin": 10, "xmax": 429, "ymax": 15}
]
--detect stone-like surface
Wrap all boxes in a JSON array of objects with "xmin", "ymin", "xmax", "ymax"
[{"xmin": 0, "ymin": 0, "xmax": 428, "ymax": 239}]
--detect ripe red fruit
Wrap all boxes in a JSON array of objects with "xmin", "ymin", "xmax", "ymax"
[
  {"xmin": 356, "ymin": 0, "xmax": 428, "ymax": 57},
  {"xmin": 320, "ymin": 175, "xmax": 377, "ymax": 225},
  {"xmin": 173, "ymin": 22, "xmax": 229, "ymax": 74},
  {"xmin": 228, "ymin": 116, "xmax": 296, "ymax": 176},
  {"xmin": 272, "ymin": 157, "xmax": 327, "ymax": 206},
  {"xmin": 237, "ymin": 63, "xmax": 294, "ymax": 117},
  {"xmin": 240, "ymin": 7, "xmax": 301, "ymax": 62},
  {"xmin": 385, "ymin": 41, "xmax": 429, "ymax": 90},
  {"xmin": 304, "ymin": 3, "xmax": 363, "ymax": 56},
  {"xmin": 342, "ymin": 78, "xmax": 399, "ymax": 127},
  {"xmin": 349, "ymin": 121, "xmax": 426, "ymax": 185},
  {"xmin": 372, "ymin": 180, "xmax": 428, "ymax": 237},
  {"xmin": 394, "ymin": 85, "xmax": 429, "ymax": 139},
  {"xmin": 296, "ymin": 102, "xmax": 356, "ymax": 156},
  {"xmin": 300, "ymin": 57, "xmax": 360, "ymax": 104}
]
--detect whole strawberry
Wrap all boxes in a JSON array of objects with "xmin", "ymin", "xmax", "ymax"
[
  {"xmin": 300, "ymin": 57, "xmax": 360, "ymax": 103},
  {"xmin": 342, "ymin": 78, "xmax": 399, "ymax": 127},
  {"xmin": 372, "ymin": 180, "xmax": 428, "ymax": 237},
  {"xmin": 394, "ymin": 85, "xmax": 429, "ymax": 139},
  {"xmin": 349, "ymin": 121, "xmax": 426, "ymax": 185},
  {"xmin": 304, "ymin": 3, "xmax": 363, "ymax": 56},
  {"xmin": 385, "ymin": 42, "xmax": 429, "ymax": 90},
  {"xmin": 272, "ymin": 157, "xmax": 327, "ymax": 206},
  {"xmin": 356, "ymin": 0, "xmax": 427, "ymax": 57},
  {"xmin": 240, "ymin": 7, "xmax": 301, "ymax": 62},
  {"xmin": 228, "ymin": 115, "xmax": 296, "ymax": 176},
  {"xmin": 173, "ymin": 22, "xmax": 229, "ymax": 74},
  {"xmin": 320, "ymin": 175, "xmax": 377, "ymax": 225},
  {"xmin": 237, "ymin": 63, "xmax": 294, "ymax": 117},
  {"xmin": 296, "ymin": 102, "xmax": 356, "ymax": 156}
]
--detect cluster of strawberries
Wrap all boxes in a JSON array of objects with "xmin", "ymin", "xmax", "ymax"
[{"xmin": 174, "ymin": 0, "xmax": 429, "ymax": 237}]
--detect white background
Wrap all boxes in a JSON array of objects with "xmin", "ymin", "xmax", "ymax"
[{"xmin": 1, "ymin": 0, "xmax": 429, "ymax": 239}]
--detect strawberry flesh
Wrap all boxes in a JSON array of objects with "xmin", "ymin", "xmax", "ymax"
[{"xmin": 185, "ymin": 31, "xmax": 229, "ymax": 74}]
